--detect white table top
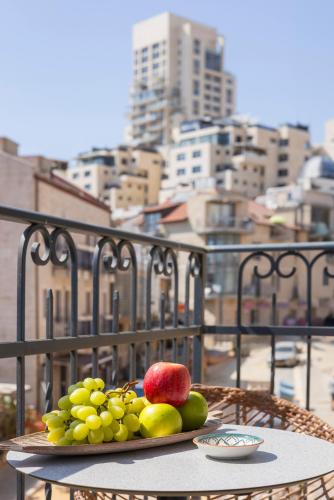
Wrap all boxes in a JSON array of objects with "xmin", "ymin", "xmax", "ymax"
[{"xmin": 7, "ymin": 424, "xmax": 334, "ymax": 496}]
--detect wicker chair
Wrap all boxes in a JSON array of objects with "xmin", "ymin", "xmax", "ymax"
[{"xmin": 75, "ymin": 385, "xmax": 334, "ymax": 500}]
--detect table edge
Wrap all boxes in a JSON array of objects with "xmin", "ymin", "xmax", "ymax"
[{"xmin": 7, "ymin": 459, "xmax": 334, "ymax": 497}]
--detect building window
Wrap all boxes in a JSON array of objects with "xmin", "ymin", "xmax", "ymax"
[
  {"xmin": 270, "ymin": 137, "xmax": 276, "ymax": 143},
  {"xmin": 204, "ymin": 94, "xmax": 211, "ymax": 101},
  {"xmin": 279, "ymin": 138, "xmax": 289, "ymax": 146},
  {"xmin": 205, "ymin": 84, "xmax": 211, "ymax": 90},
  {"xmin": 205, "ymin": 50, "xmax": 222, "ymax": 71},
  {"xmin": 247, "ymin": 135, "xmax": 253, "ymax": 142},
  {"xmin": 84, "ymin": 171, "xmax": 91, "ymax": 177},
  {"xmin": 204, "ymin": 104, "xmax": 210, "ymax": 111},
  {"xmin": 177, "ymin": 168, "xmax": 186, "ymax": 176},
  {"xmin": 193, "ymin": 38, "xmax": 201, "ymax": 54},
  {"xmin": 153, "ymin": 62, "xmax": 159, "ymax": 70},
  {"xmin": 236, "ymin": 135, "xmax": 242, "ymax": 143},
  {"xmin": 193, "ymin": 80, "xmax": 200, "ymax": 96},
  {"xmin": 213, "ymin": 86, "xmax": 220, "ymax": 93},
  {"xmin": 176, "ymin": 153, "xmax": 186, "ymax": 161},
  {"xmin": 213, "ymin": 96, "xmax": 220, "ymax": 103},
  {"xmin": 193, "ymin": 59, "xmax": 200, "ymax": 75},
  {"xmin": 121, "ymin": 158, "xmax": 128, "ymax": 165},
  {"xmin": 213, "ymin": 75, "xmax": 221, "ymax": 83},
  {"xmin": 323, "ymin": 270, "xmax": 329, "ymax": 286},
  {"xmin": 192, "ymin": 165, "xmax": 201, "ymax": 173},
  {"xmin": 217, "ymin": 179, "xmax": 224, "ymax": 185},
  {"xmin": 278, "ymin": 154, "xmax": 289, "ymax": 162},
  {"xmin": 226, "ymin": 88, "xmax": 233, "ymax": 104},
  {"xmin": 226, "ymin": 108, "xmax": 232, "ymax": 116},
  {"xmin": 253, "ymin": 167, "xmax": 258, "ymax": 173},
  {"xmin": 142, "ymin": 66, "xmax": 148, "ymax": 73},
  {"xmin": 118, "ymin": 195, "xmax": 123, "ymax": 200},
  {"xmin": 193, "ymin": 100, "xmax": 199, "ymax": 115},
  {"xmin": 278, "ymin": 168, "xmax": 288, "ymax": 176},
  {"xmin": 72, "ymin": 172, "xmax": 79, "ymax": 179},
  {"xmin": 142, "ymin": 56, "xmax": 148, "ymax": 63},
  {"xmin": 192, "ymin": 150, "xmax": 201, "ymax": 158},
  {"xmin": 153, "ymin": 51, "xmax": 159, "ymax": 59},
  {"xmin": 84, "ymin": 184, "xmax": 91, "ymax": 190},
  {"xmin": 212, "ymin": 106, "xmax": 220, "ymax": 113},
  {"xmin": 152, "ymin": 42, "xmax": 159, "ymax": 50},
  {"xmin": 205, "ymin": 73, "xmax": 211, "ymax": 80}
]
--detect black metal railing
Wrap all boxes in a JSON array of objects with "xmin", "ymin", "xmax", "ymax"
[{"xmin": 0, "ymin": 204, "xmax": 334, "ymax": 499}]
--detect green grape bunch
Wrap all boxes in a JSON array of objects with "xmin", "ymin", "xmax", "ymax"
[{"xmin": 42, "ymin": 378, "xmax": 150, "ymax": 446}]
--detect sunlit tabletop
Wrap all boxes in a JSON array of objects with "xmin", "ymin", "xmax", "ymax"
[{"xmin": 7, "ymin": 424, "xmax": 334, "ymax": 496}]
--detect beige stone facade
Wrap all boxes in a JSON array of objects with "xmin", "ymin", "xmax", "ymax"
[
  {"xmin": 160, "ymin": 118, "xmax": 311, "ymax": 201},
  {"xmin": 152, "ymin": 190, "xmax": 334, "ymax": 330},
  {"xmin": 67, "ymin": 145, "xmax": 162, "ymax": 217},
  {"xmin": 0, "ymin": 138, "xmax": 114, "ymax": 408},
  {"xmin": 128, "ymin": 12, "xmax": 236, "ymax": 145}
]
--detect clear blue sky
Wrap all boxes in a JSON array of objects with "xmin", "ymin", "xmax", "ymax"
[{"xmin": 1, "ymin": 0, "xmax": 333, "ymax": 159}]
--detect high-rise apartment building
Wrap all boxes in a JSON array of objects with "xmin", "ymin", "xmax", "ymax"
[{"xmin": 127, "ymin": 12, "xmax": 236, "ymax": 146}]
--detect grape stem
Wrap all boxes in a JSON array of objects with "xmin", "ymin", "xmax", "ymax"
[{"xmin": 105, "ymin": 380, "xmax": 138, "ymax": 400}]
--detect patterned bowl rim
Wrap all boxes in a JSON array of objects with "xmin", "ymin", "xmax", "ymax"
[{"xmin": 193, "ymin": 432, "xmax": 264, "ymax": 448}]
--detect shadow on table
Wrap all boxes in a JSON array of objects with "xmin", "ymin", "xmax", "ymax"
[
  {"xmin": 206, "ymin": 451, "xmax": 277, "ymax": 464},
  {"xmin": 9, "ymin": 440, "xmax": 198, "ymax": 483}
]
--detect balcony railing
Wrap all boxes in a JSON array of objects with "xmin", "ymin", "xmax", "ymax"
[
  {"xmin": 197, "ymin": 215, "xmax": 254, "ymax": 233},
  {"xmin": 1, "ymin": 203, "xmax": 334, "ymax": 499}
]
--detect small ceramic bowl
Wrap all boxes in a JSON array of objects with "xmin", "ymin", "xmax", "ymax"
[{"xmin": 193, "ymin": 432, "xmax": 264, "ymax": 460}]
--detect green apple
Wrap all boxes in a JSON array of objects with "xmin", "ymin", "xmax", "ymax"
[
  {"xmin": 177, "ymin": 391, "xmax": 208, "ymax": 431},
  {"xmin": 139, "ymin": 403, "xmax": 182, "ymax": 438}
]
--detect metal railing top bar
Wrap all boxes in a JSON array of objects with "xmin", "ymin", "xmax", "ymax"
[
  {"xmin": 0, "ymin": 204, "xmax": 205, "ymax": 254},
  {"xmin": 206, "ymin": 241, "xmax": 334, "ymax": 253},
  {"xmin": 205, "ymin": 325, "xmax": 334, "ymax": 336},
  {"xmin": 0, "ymin": 326, "xmax": 201, "ymax": 359}
]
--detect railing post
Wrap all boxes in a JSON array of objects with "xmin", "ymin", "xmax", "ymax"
[{"xmin": 192, "ymin": 252, "xmax": 206, "ymax": 383}]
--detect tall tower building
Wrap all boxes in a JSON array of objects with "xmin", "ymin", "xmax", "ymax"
[{"xmin": 127, "ymin": 12, "xmax": 236, "ymax": 146}]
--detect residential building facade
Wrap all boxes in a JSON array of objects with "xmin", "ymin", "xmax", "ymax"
[
  {"xmin": 257, "ymin": 155, "xmax": 334, "ymax": 241},
  {"xmin": 324, "ymin": 118, "xmax": 334, "ymax": 161},
  {"xmin": 0, "ymin": 138, "xmax": 116, "ymax": 408},
  {"xmin": 159, "ymin": 117, "xmax": 311, "ymax": 201},
  {"xmin": 66, "ymin": 145, "xmax": 162, "ymax": 217},
  {"xmin": 127, "ymin": 12, "xmax": 236, "ymax": 146}
]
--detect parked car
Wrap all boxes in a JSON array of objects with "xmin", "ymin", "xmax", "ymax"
[{"xmin": 272, "ymin": 341, "xmax": 299, "ymax": 367}]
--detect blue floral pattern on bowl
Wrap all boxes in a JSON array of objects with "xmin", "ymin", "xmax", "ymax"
[{"xmin": 193, "ymin": 432, "xmax": 264, "ymax": 459}]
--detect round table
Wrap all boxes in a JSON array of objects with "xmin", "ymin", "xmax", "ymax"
[{"xmin": 7, "ymin": 424, "xmax": 334, "ymax": 497}]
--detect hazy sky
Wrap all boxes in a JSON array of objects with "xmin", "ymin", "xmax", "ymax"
[{"xmin": 1, "ymin": 0, "xmax": 333, "ymax": 159}]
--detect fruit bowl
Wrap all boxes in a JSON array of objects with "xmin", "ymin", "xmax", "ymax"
[
  {"xmin": 0, "ymin": 418, "xmax": 220, "ymax": 456},
  {"xmin": 193, "ymin": 432, "xmax": 264, "ymax": 459}
]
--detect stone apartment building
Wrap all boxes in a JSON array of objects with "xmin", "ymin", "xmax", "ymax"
[
  {"xmin": 66, "ymin": 145, "xmax": 162, "ymax": 218},
  {"xmin": 0, "ymin": 138, "xmax": 117, "ymax": 408},
  {"xmin": 122, "ymin": 188, "xmax": 334, "ymax": 332},
  {"xmin": 160, "ymin": 117, "xmax": 311, "ymax": 201},
  {"xmin": 127, "ymin": 12, "xmax": 236, "ymax": 146}
]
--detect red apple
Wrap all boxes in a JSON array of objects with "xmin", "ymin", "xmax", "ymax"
[{"xmin": 143, "ymin": 362, "xmax": 191, "ymax": 407}]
